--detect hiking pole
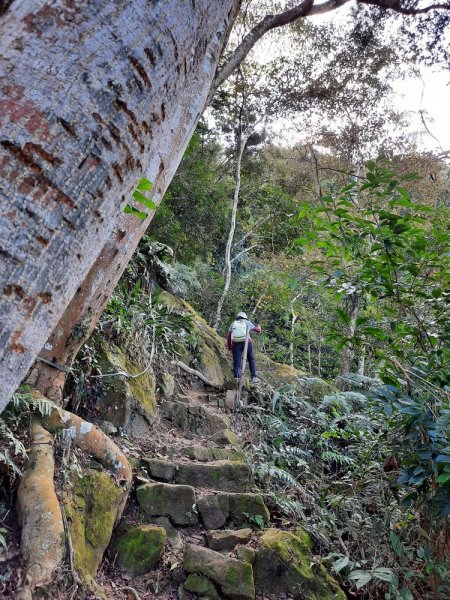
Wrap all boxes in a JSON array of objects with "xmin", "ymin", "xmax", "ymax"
[{"xmin": 235, "ymin": 322, "xmax": 250, "ymax": 411}]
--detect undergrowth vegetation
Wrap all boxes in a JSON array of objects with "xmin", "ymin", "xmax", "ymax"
[{"xmin": 246, "ymin": 381, "xmax": 449, "ymax": 599}]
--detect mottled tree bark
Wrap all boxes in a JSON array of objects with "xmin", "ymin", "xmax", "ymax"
[
  {"xmin": 0, "ymin": 0, "xmax": 241, "ymax": 409},
  {"xmin": 339, "ymin": 292, "xmax": 360, "ymax": 378}
]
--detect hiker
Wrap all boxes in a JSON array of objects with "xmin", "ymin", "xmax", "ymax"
[{"xmin": 227, "ymin": 312, "xmax": 261, "ymax": 383}]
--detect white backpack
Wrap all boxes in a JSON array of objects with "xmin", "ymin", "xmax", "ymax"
[{"xmin": 230, "ymin": 319, "xmax": 248, "ymax": 342}]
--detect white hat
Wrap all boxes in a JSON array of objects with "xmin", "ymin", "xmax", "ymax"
[{"xmin": 237, "ymin": 311, "xmax": 248, "ymax": 319}]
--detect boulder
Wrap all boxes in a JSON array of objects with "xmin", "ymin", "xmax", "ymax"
[
  {"xmin": 206, "ymin": 529, "xmax": 252, "ymax": 551},
  {"xmin": 198, "ymin": 340, "xmax": 224, "ymax": 386},
  {"xmin": 137, "ymin": 482, "xmax": 197, "ymax": 526},
  {"xmin": 95, "ymin": 342, "xmax": 157, "ymax": 436},
  {"xmin": 184, "ymin": 574, "xmax": 220, "ymax": 599},
  {"xmin": 63, "ymin": 470, "xmax": 125, "ymax": 580},
  {"xmin": 184, "ymin": 544, "xmax": 255, "ymax": 600},
  {"xmin": 254, "ymin": 529, "xmax": 346, "ymax": 600},
  {"xmin": 110, "ymin": 525, "xmax": 165, "ymax": 575}
]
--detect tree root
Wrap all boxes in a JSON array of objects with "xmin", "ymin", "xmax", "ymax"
[
  {"xmin": 16, "ymin": 420, "xmax": 64, "ymax": 599},
  {"xmin": 171, "ymin": 359, "xmax": 223, "ymax": 389},
  {"xmin": 16, "ymin": 394, "xmax": 133, "ymax": 598},
  {"xmin": 45, "ymin": 406, "xmax": 132, "ymax": 493}
]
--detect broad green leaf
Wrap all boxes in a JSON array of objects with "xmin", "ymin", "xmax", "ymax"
[
  {"xmin": 136, "ymin": 177, "xmax": 153, "ymax": 191},
  {"xmin": 132, "ymin": 190, "xmax": 157, "ymax": 210},
  {"xmin": 124, "ymin": 204, "xmax": 147, "ymax": 220}
]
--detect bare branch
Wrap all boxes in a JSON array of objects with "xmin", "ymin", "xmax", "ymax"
[
  {"xmin": 359, "ymin": 0, "xmax": 450, "ymax": 15},
  {"xmin": 233, "ymin": 213, "xmax": 272, "ymax": 247},
  {"xmin": 206, "ymin": 0, "xmax": 450, "ymax": 105},
  {"xmin": 231, "ymin": 244, "xmax": 259, "ymax": 263},
  {"xmin": 208, "ymin": 0, "xmax": 319, "ymax": 101}
]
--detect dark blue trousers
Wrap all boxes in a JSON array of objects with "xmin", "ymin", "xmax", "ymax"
[{"xmin": 232, "ymin": 342, "xmax": 256, "ymax": 378}]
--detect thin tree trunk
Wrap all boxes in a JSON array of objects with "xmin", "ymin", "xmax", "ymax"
[
  {"xmin": 0, "ymin": 0, "xmax": 240, "ymax": 408},
  {"xmin": 318, "ymin": 333, "xmax": 322, "ymax": 376},
  {"xmin": 339, "ymin": 293, "xmax": 360, "ymax": 377},
  {"xmin": 357, "ymin": 345, "xmax": 366, "ymax": 376},
  {"xmin": 289, "ymin": 292, "xmax": 301, "ymax": 368},
  {"xmin": 214, "ymin": 128, "xmax": 249, "ymax": 329},
  {"xmin": 307, "ymin": 343, "xmax": 312, "ymax": 375},
  {"xmin": 289, "ymin": 314, "xmax": 297, "ymax": 368}
]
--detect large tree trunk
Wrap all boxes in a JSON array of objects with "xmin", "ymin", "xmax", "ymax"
[{"xmin": 0, "ymin": 0, "xmax": 241, "ymax": 409}]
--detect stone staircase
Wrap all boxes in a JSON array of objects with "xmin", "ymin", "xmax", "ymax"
[{"xmin": 111, "ymin": 390, "xmax": 345, "ymax": 600}]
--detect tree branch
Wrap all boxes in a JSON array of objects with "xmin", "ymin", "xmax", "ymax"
[
  {"xmin": 231, "ymin": 244, "xmax": 259, "ymax": 263},
  {"xmin": 206, "ymin": 0, "xmax": 449, "ymax": 106},
  {"xmin": 171, "ymin": 360, "xmax": 223, "ymax": 389},
  {"xmin": 208, "ymin": 0, "xmax": 319, "ymax": 102},
  {"xmin": 359, "ymin": 0, "xmax": 450, "ymax": 15}
]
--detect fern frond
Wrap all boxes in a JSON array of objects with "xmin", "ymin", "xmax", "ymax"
[
  {"xmin": 268, "ymin": 466, "xmax": 302, "ymax": 489},
  {"xmin": 321, "ymin": 450, "xmax": 355, "ymax": 466}
]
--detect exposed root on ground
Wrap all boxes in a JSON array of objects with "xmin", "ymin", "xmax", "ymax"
[
  {"xmin": 45, "ymin": 405, "xmax": 132, "ymax": 496},
  {"xmin": 16, "ymin": 420, "xmax": 64, "ymax": 600},
  {"xmin": 171, "ymin": 359, "xmax": 223, "ymax": 388},
  {"xmin": 15, "ymin": 393, "xmax": 133, "ymax": 597}
]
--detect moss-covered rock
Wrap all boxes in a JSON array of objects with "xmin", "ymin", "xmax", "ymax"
[
  {"xmin": 175, "ymin": 460, "xmax": 251, "ymax": 492},
  {"xmin": 236, "ymin": 545, "xmax": 256, "ymax": 564},
  {"xmin": 228, "ymin": 493, "xmax": 270, "ymax": 528},
  {"xmin": 184, "ymin": 544, "xmax": 255, "ymax": 600},
  {"xmin": 254, "ymin": 529, "xmax": 345, "ymax": 600},
  {"xmin": 197, "ymin": 493, "xmax": 230, "ymax": 530},
  {"xmin": 210, "ymin": 429, "xmax": 239, "ymax": 447},
  {"xmin": 198, "ymin": 340, "xmax": 225, "ymax": 386},
  {"xmin": 197, "ymin": 493, "xmax": 269, "ymax": 530},
  {"xmin": 95, "ymin": 342, "xmax": 157, "ymax": 436},
  {"xmin": 63, "ymin": 470, "xmax": 125, "ymax": 580},
  {"xmin": 111, "ymin": 525, "xmax": 166, "ymax": 575},
  {"xmin": 137, "ymin": 482, "xmax": 197, "ymax": 526},
  {"xmin": 161, "ymin": 400, "xmax": 229, "ymax": 435},
  {"xmin": 157, "ymin": 290, "xmax": 306, "ymax": 390},
  {"xmin": 160, "ymin": 371, "xmax": 176, "ymax": 398},
  {"xmin": 184, "ymin": 574, "xmax": 220, "ymax": 599}
]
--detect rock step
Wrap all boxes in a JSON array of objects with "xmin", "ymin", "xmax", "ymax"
[
  {"xmin": 158, "ymin": 441, "xmax": 245, "ymax": 463},
  {"xmin": 182, "ymin": 445, "xmax": 246, "ymax": 463},
  {"xmin": 206, "ymin": 528, "xmax": 252, "ymax": 551},
  {"xmin": 184, "ymin": 544, "xmax": 255, "ymax": 600},
  {"xmin": 141, "ymin": 458, "xmax": 251, "ymax": 492},
  {"xmin": 136, "ymin": 482, "xmax": 270, "ymax": 532},
  {"xmin": 197, "ymin": 492, "xmax": 270, "ymax": 530},
  {"xmin": 161, "ymin": 399, "xmax": 229, "ymax": 435}
]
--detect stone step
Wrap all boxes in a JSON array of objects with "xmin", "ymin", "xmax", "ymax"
[
  {"xmin": 136, "ymin": 482, "xmax": 197, "ymax": 526},
  {"xmin": 184, "ymin": 544, "xmax": 255, "ymax": 600},
  {"xmin": 183, "ymin": 445, "xmax": 246, "ymax": 463},
  {"xmin": 161, "ymin": 399, "xmax": 229, "ymax": 435},
  {"xmin": 206, "ymin": 528, "xmax": 252, "ymax": 551},
  {"xmin": 141, "ymin": 458, "xmax": 251, "ymax": 492},
  {"xmin": 197, "ymin": 492, "xmax": 270, "ymax": 530}
]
